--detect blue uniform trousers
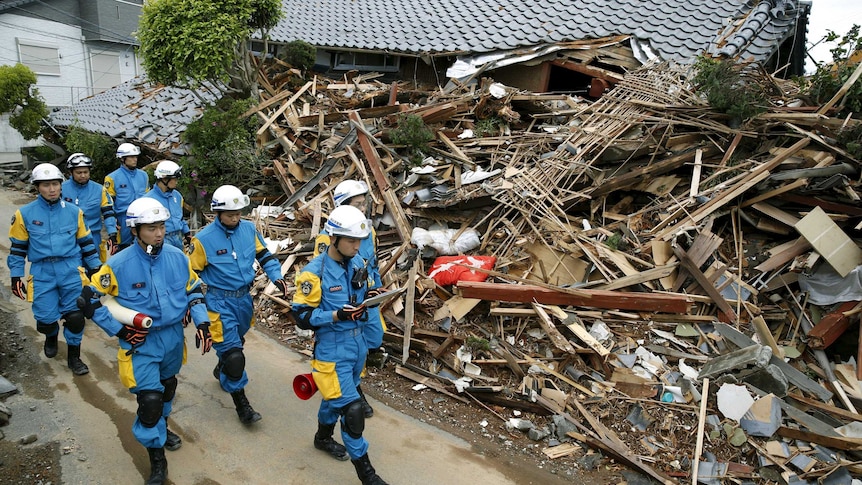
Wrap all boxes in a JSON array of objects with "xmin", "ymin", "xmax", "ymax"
[
  {"xmin": 314, "ymin": 327, "xmax": 369, "ymax": 459},
  {"xmin": 118, "ymin": 324, "xmax": 185, "ymax": 449},
  {"xmin": 207, "ymin": 287, "xmax": 252, "ymax": 393},
  {"xmin": 31, "ymin": 257, "xmax": 85, "ymax": 345}
]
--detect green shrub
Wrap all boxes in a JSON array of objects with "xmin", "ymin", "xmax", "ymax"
[
  {"xmin": 284, "ymin": 40, "xmax": 316, "ymax": 71},
  {"xmin": 64, "ymin": 123, "xmax": 117, "ymax": 182},
  {"xmin": 692, "ymin": 57, "xmax": 768, "ymax": 124},
  {"xmin": 805, "ymin": 25, "xmax": 862, "ymax": 118},
  {"xmin": 474, "ymin": 117, "xmax": 501, "ymax": 137},
  {"xmin": 390, "ymin": 113, "xmax": 434, "ymax": 166},
  {"xmin": 181, "ymin": 96, "xmax": 269, "ymax": 210}
]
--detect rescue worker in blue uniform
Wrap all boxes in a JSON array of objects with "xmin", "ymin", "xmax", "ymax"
[
  {"xmin": 61, "ymin": 153, "xmax": 118, "ymax": 260},
  {"xmin": 292, "ymin": 205, "xmax": 388, "ymax": 485},
  {"xmin": 78, "ymin": 197, "xmax": 211, "ymax": 485},
  {"xmin": 312, "ymin": 179, "xmax": 385, "ymax": 418},
  {"xmin": 187, "ymin": 185, "xmax": 288, "ymax": 424},
  {"xmin": 144, "ymin": 160, "xmax": 190, "ymax": 250},
  {"xmin": 7, "ymin": 163, "xmax": 101, "ymax": 375},
  {"xmin": 105, "ymin": 142, "xmax": 149, "ymax": 251}
]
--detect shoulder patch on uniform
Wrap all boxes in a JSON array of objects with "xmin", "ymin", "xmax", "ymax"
[
  {"xmin": 187, "ymin": 243, "xmax": 194, "ymax": 255},
  {"xmin": 317, "ymin": 242, "xmax": 328, "ymax": 254},
  {"xmin": 329, "ymin": 285, "xmax": 343, "ymax": 292},
  {"xmin": 300, "ymin": 281, "xmax": 313, "ymax": 295},
  {"xmin": 99, "ymin": 274, "xmax": 111, "ymax": 288}
]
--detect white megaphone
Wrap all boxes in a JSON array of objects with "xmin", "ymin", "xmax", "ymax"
[{"xmin": 101, "ymin": 295, "xmax": 152, "ymax": 329}]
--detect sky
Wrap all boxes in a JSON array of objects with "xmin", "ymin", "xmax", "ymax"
[{"xmin": 805, "ymin": 0, "xmax": 862, "ymax": 73}]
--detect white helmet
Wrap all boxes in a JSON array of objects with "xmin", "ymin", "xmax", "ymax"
[
  {"xmin": 126, "ymin": 198, "xmax": 170, "ymax": 227},
  {"xmin": 324, "ymin": 205, "xmax": 371, "ymax": 239},
  {"xmin": 211, "ymin": 185, "xmax": 250, "ymax": 211},
  {"xmin": 30, "ymin": 163, "xmax": 65, "ymax": 183},
  {"xmin": 333, "ymin": 180, "xmax": 369, "ymax": 207},
  {"xmin": 66, "ymin": 153, "xmax": 94, "ymax": 170},
  {"xmin": 116, "ymin": 142, "xmax": 141, "ymax": 159},
  {"xmin": 154, "ymin": 160, "xmax": 182, "ymax": 179}
]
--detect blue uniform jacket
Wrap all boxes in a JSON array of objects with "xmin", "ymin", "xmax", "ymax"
[
  {"xmin": 144, "ymin": 185, "xmax": 189, "ymax": 236},
  {"xmin": 188, "ymin": 217, "xmax": 282, "ymax": 290},
  {"xmin": 313, "ymin": 229, "xmax": 381, "ymax": 288},
  {"xmin": 7, "ymin": 196, "xmax": 101, "ymax": 277},
  {"xmin": 61, "ymin": 179, "xmax": 117, "ymax": 235},
  {"xmin": 87, "ymin": 243, "xmax": 208, "ymax": 336},
  {"xmin": 291, "ymin": 252, "xmax": 369, "ymax": 332},
  {"xmin": 104, "ymin": 165, "xmax": 149, "ymax": 213}
]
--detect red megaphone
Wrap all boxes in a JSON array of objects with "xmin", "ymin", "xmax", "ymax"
[{"xmin": 293, "ymin": 373, "xmax": 318, "ymax": 400}]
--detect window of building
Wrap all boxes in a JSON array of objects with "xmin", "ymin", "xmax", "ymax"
[
  {"xmin": 18, "ymin": 39, "xmax": 61, "ymax": 76},
  {"xmin": 334, "ymin": 51, "xmax": 399, "ymax": 72}
]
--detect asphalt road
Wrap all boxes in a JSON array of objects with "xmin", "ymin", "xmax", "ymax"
[{"xmin": 0, "ymin": 186, "xmax": 529, "ymax": 485}]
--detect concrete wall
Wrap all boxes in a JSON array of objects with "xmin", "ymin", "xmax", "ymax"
[{"xmin": 79, "ymin": 0, "xmax": 142, "ymax": 44}]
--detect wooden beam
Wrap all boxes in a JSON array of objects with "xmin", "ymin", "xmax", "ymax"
[
  {"xmin": 349, "ymin": 111, "xmax": 412, "ymax": 241},
  {"xmin": 591, "ymin": 147, "xmax": 716, "ymax": 197},
  {"xmin": 808, "ymin": 300, "xmax": 861, "ymax": 349},
  {"xmin": 673, "ymin": 246, "xmax": 737, "ymax": 322},
  {"xmin": 401, "ymin": 259, "xmax": 418, "ymax": 365},
  {"xmin": 655, "ymin": 138, "xmax": 810, "ymax": 240},
  {"xmin": 457, "ymin": 281, "xmax": 693, "ymax": 313}
]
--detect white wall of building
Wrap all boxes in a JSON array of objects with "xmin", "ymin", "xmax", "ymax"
[
  {"xmin": 0, "ymin": 12, "xmax": 140, "ymax": 160},
  {"xmin": 0, "ymin": 13, "xmax": 90, "ymax": 107}
]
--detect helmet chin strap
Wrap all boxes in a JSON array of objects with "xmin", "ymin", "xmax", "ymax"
[{"xmin": 332, "ymin": 236, "xmax": 351, "ymax": 262}]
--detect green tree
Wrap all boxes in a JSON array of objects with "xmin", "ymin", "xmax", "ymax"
[
  {"xmin": 0, "ymin": 63, "xmax": 49, "ymax": 140},
  {"xmin": 806, "ymin": 25, "xmax": 862, "ymax": 118},
  {"xmin": 136, "ymin": 0, "xmax": 282, "ymax": 98}
]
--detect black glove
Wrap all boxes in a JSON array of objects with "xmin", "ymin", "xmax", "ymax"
[
  {"xmin": 183, "ymin": 233, "xmax": 192, "ymax": 247},
  {"xmin": 11, "ymin": 276, "xmax": 26, "ymax": 300},
  {"xmin": 336, "ymin": 304, "xmax": 367, "ymax": 322},
  {"xmin": 273, "ymin": 279, "xmax": 288, "ymax": 298},
  {"xmin": 106, "ymin": 234, "xmax": 118, "ymax": 255},
  {"xmin": 365, "ymin": 287, "xmax": 384, "ymax": 299},
  {"xmin": 181, "ymin": 308, "xmax": 192, "ymax": 328},
  {"xmin": 76, "ymin": 286, "xmax": 102, "ymax": 319},
  {"xmin": 195, "ymin": 322, "xmax": 212, "ymax": 354},
  {"xmin": 117, "ymin": 325, "xmax": 148, "ymax": 346}
]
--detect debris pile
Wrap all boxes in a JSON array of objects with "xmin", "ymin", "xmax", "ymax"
[{"xmin": 244, "ymin": 59, "xmax": 862, "ymax": 483}]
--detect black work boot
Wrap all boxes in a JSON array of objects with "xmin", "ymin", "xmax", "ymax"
[
  {"xmin": 44, "ymin": 334, "xmax": 58, "ymax": 358},
  {"xmin": 357, "ymin": 384, "xmax": 374, "ymax": 418},
  {"xmin": 66, "ymin": 345, "xmax": 89, "ymax": 375},
  {"xmin": 165, "ymin": 419, "xmax": 182, "ymax": 451},
  {"xmin": 230, "ymin": 389, "xmax": 261, "ymax": 424},
  {"xmin": 351, "ymin": 453, "xmax": 389, "ymax": 485},
  {"xmin": 314, "ymin": 422, "xmax": 349, "ymax": 461},
  {"xmin": 146, "ymin": 447, "xmax": 168, "ymax": 485}
]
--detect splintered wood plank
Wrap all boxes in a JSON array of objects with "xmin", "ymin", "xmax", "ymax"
[
  {"xmin": 532, "ymin": 303, "xmax": 577, "ymax": 354},
  {"xmin": 807, "ymin": 300, "xmax": 861, "ymax": 349},
  {"xmin": 754, "ymin": 237, "xmax": 812, "ymax": 273},
  {"xmin": 457, "ymin": 281, "xmax": 693, "ymax": 313},
  {"xmin": 401, "ymin": 259, "xmax": 419, "ymax": 365},
  {"xmin": 673, "ymin": 246, "xmax": 737, "ymax": 322},
  {"xmin": 562, "ymin": 310, "xmax": 609, "ymax": 357},
  {"xmin": 542, "ymin": 442, "xmax": 581, "ymax": 459},
  {"xmin": 596, "ymin": 264, "xmax": 677, "ymax": 291},
  {"xmin": 255, "ymin": 81, "xmax": 312, "ymax": 136},
  {"xmin": 655, "ymin": 138, "xmax": 810, "ymax": 240}
]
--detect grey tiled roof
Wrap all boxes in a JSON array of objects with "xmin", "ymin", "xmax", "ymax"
[
  {"xmin": 269, "ymin": 0, "xmax": 807, "ymax": 63},
  {"xmin": 49, "ymin": 76, "xmax": 218, "ymax": 155}
]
